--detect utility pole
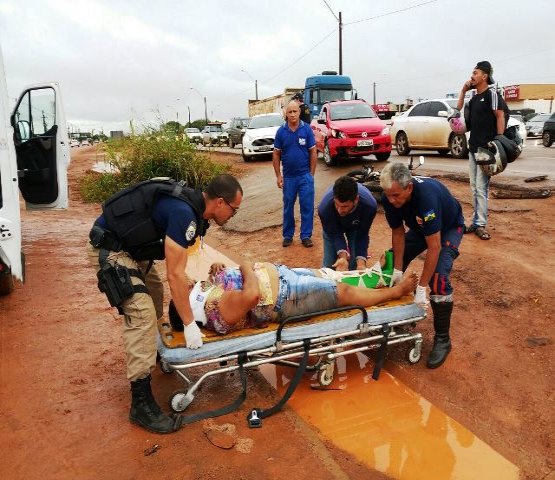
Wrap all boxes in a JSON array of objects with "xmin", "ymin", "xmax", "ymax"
[
  {"xmin": 255, "ymin": 79, "xmax": 259, "ymax": 100},
  {"xmin": 339, "ymin": 12, "xmax": 343, "ymax": 75},
  {"xmin": 204, "ymin": 96, "xmax": 208, "ymax": 122},
  {"xmin": 373, "ymin": 82, "xmax": 376, "ymax": 105},
  {"xmin": 187, "ymin": 106, "xmax": 191, "ymax": 125}
]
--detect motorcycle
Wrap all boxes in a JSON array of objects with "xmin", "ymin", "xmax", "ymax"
[{"xmin": 347, "ymin": 155, "xmax": 425, "ymax": 203}]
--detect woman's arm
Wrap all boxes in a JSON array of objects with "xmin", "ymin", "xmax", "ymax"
[{"xmin": 217, "ymin": 261, "xmax": 261, "ymax": 326}]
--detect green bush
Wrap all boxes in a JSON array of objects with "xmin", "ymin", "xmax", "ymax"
[{"xmin": 80, "ymin": 127, "xmax": 230, "ymax": 203}]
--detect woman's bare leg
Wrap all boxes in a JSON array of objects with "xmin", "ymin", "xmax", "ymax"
[{"xmin": 336, "ymin": 272, "xmax": 418, "ymax": 307}]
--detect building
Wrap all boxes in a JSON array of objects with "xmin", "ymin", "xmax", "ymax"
[
  {"xmin": 110, "ymin": 130, "xmax": 124, "ymax": 139},
  {"xmin": 247, "ymin": 88, "xmax": 301, "ymax": 117},
  {"xmin": 503, "ymin": 84, "xmax": 555, "ymax": 114}
]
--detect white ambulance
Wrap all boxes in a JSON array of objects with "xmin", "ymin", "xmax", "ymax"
[{"xmin": 0, "ymin": 44, "xmax": 69, "ymax": 294}]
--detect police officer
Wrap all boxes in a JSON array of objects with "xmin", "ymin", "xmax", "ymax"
[
  {"xmin": 291, "ymin": 91, "xmax": 312, "ymax": 124},
  {"xmin": 380, "ymin": 163, "xmax": 464, "ymax": 369},
  {"xmin": 318, "ymin": 176, "xmax": 377, "ymax": 271},
  {"xmin": 89, "ymin": 174, "xmax": 242, "ymax": 433}
]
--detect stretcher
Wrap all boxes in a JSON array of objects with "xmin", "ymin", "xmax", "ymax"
[{"xmin": 157, "ymin": 296, "xmax": 426, "ymax": 427}]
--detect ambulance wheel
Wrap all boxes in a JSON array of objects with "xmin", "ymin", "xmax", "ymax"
[
  {"xmin": 407, "ymin": 345, "xmax": 421, "ymax": 364},
  {"xmin": 160, "ymin": 361, "xmax": 173, "ymax": 374},
  {"xmin": 318, "ymin": 368, "xmax": 333, "ymax": 386},
  {"xmin": 170, "ymin": 391, "xmax": 193, "ymax": 413}
]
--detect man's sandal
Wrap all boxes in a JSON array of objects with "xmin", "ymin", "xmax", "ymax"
[
  {"xmin": 464, "ymin": 224, "xmax": 477, "ymax": 234},
  {"xmin": 474, "ymin": 227, "xmax": 491, "ymax": 240}
]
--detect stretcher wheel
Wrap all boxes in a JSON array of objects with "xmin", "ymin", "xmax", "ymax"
[
  {"xmin": 407, "ymin": 345, "xmax": 422, "ymax": 364},
  {"xmin": 160, "ymin": 361, "xmax": 173, "ymax": 374},
  {"xmin": 318, "ymin": 367, "xmax": 333, "ymax": 387},
  {"xmin": 170, "ymin": 391, "xmax": 194, "ymax": 413}
]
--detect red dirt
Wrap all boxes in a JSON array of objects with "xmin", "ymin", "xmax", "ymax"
[{"xmin": 1, "ymin": 146, "xmax": 553, "ymax": 480}]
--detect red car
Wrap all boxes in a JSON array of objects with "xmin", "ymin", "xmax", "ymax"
[{"xmin": 311, "ymin": 99, "xmax": 392, "ymax": 166}]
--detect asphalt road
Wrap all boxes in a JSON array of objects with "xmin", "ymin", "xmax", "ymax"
[{"xmin": 202, "ymin": 139, "xmax": 555, "ymax": 178}]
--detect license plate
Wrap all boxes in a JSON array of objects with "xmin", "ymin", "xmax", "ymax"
[
  {"xmin": 357, "ymin": 139, "xmax": 373, "ymax": 147},
  {"xmin": 257, "ymin": 146, "xmax": 272, "ymax": 151}
]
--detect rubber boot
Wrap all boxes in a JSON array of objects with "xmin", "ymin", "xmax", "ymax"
[
  {"xmin": 427, "ymin": 301, "xmax": 453, "ymax": 369},
  {"xmin": 129, "ymin": 375, "xmax": 176, "ymax": 433}
]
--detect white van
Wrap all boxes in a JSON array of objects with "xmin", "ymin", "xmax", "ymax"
[{"xmin": 0, "ymin": 44, "xmax": 69, "ymax": 294}]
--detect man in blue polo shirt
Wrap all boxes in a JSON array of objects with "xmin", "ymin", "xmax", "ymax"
[
  {"xmin": 318, "ymin": 175, "xmax": 377, "ymax": 270},
  {"xmin": 380, "ymin": 162, "xmax": 464, "ymax": 369},
  {"xmin": 273, "ymin": 100, "xmax": 317, "ymax": 248}
]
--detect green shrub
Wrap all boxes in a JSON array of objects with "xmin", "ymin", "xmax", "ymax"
[{"xmin": 80, "ymin": 127, "xmax": 230, "ymax": 203}]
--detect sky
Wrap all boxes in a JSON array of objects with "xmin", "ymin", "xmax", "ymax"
[{"xmin": 1, "ymin": 0, "xmax": 554, "ymax": 134}]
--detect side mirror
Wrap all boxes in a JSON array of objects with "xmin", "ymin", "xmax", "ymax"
[
  {"xmin": 438, "ymin": 110, "xmax": 448, "ymax": 118},
  {"xmin": 317, "ymin": 118, "xmax": 326, "ymax": 124}
]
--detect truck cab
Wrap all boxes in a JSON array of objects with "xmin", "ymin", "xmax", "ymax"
[
  {"xmin": 0, "ymin": 45, "xmax": 69, "ymax": 294},
  {"xmin": 303, "ymin": 71, "xmax": 355, "ymax": 120}
]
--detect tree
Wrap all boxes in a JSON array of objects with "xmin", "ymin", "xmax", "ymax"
[{"xmin": 162, "ymin": 120, "xmax": 183, "ymax": 135}]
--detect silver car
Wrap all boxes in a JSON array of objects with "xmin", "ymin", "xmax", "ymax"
[{"xmin": 525, "ymin": 113, "xmax": 551, "ymax": 137}]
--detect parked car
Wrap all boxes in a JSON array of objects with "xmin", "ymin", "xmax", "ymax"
[
  {"xmin": 201, "ymin": 123, "xmax": 227, "ymax": 146},
  {"xmin": 184, "ymin": 127, "xmax": 202, "ymax": 143},
  {"xmin": 509, "ymin": 115, "xmax": 527, "ymax": 146},
  {"xmin": 69, "ymin": 139, "xmax": 80, "ymax": 147},
  {"xmin": 542, "ymin": 112, "xmax": 555, "ymax": 147},
  {"xmin": 390, "ymin": 99, "xmax": 468, "ymax": 158},
  {"xmin": 226, "ymin": 116, "xmax": 250, "ymax": 148},
  {"xmin": 241, "ymin": 113, "xmax": 283, "ymax": 162},
  {"xmin": 311, "ymin": 99, "xmax": 391, "ymax": 166},
  {"xmin": 80, "ymin": 139, "xmax": 91, "ymax": 147},
  {"xmin": 525, "ymin": 113, "xmax": 551, "ymax": 137}
]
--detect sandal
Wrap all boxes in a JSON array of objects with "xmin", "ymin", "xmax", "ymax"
[
  {"xmin": 464, "ymin": 224, "xmax": 477, "ymax": 234},
  {"xmin": 474, "ymin": 227, "xmax": 491, "ymax": 240}
]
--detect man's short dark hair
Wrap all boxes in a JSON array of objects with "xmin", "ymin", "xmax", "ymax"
[
  {"xmin": 292, "ymin": 92, "xmax": 303, "ymax": 101},
  {"xmin": 333, "ymin": 176, "xmax": 358, "ymax": 202},
  {"xmin": 205, "ymin": 174, "xmax": 243, "ymax": 203}
]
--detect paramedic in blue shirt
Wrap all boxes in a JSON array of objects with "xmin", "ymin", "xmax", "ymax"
[
  {"xmin": 380, "ymin": 162, "xmax": 464, "ymax": 369},
  {"xmin": 273, "ymin": 100, "xmax": 317, "ymax": 248},
  {"xmin": 318, "ymin": 175, "xmax": 377, "ymax": 271}
]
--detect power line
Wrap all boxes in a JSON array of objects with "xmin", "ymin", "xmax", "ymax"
[
  {"xmin": 262, "ymin": 28, "xmax": 336, "ymax": 83},
  {"xmin": 344, "ymin": 0, "xmax": 438, "ymax": 26},
  {"xmin": 321, "ymin": 0, "xmax": 339, "ymax": 21}
]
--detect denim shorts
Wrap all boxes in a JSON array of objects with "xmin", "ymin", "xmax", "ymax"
[{"xmin": 274, "ymin": 265, "xmax": 338, "ymax": 319}]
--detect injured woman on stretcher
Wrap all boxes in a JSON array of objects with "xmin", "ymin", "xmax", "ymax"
[{"xmin": 170, "ymin": 261, "xmax": 418, "ymax": 341}]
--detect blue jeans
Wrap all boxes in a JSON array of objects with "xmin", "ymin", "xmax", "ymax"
[
  {"xmin": 274, "ymin": 265, "xmax": 338, "ymax": 319},
  {"xmin": 322, "ymin": 230, "xmax": 359, "ymax": 270},
  {"xmin": 402, "ymin": 227, "xmax": 463, "ymax": 298},
  {"xmin": 282, "ymin": 173, "xmax": 314, "ymax": 240},
  {"xmin": 468, "ymin": 151, "xmax": 490, "ymax": 228}
]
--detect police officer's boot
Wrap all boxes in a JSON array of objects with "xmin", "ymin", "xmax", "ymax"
[
  {"xmin": 427, "ymin": 300, "xmax": 453, "ymax": 369},
  {"xmin": 129, "ymin": 375, "xmax": 176, "ymax": 433}
]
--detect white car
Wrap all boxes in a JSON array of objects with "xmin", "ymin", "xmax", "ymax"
[
  {"xmin": 390, "ymin": 99, "xmax": 468, "ymax": 158},
  {"xmin": 80, "ymin": 139, "xmax": 91, "ymax": 147},
  {"xmin": 69, "ymin": 139, "xmax": 80, "ymax": 147},
  {"xmin": 390, "ymin": 98, "xmax": 525, "ymax": 159},
  {"xmin": 525, "ymin": 113, "xmax": 551, "ymax": 137},
  {"xmin": 184, "ymin": 127, "xmax": 201, "ymax": 143},
  {"xmin": 241, "ymin": 113, "xmax": 284, "ymax": 162}
]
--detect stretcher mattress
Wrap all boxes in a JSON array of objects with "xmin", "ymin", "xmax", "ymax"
[{"xmin": 158, "ymin": 297, "xmax": 424, "ymax": 364}]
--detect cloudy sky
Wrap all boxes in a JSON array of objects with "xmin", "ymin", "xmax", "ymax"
[{"xmin": 1, "ymin": 0, "xmax": 554, "ymax": 134}]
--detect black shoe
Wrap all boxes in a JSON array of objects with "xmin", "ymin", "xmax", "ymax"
[
  {"xmin": 130, "ymin": 376, "xmax": 177, "ymax": 434},
  {"xmin": 301, "ymin": 238, "xmax": 313, "ymax": 248},
  {"xmin": 426, "ymin": 335, "xmax": 452, "ymax": 369},
  {"xmin": 282, "ymin": 238, "xmax": 292, "ymax": 247}
]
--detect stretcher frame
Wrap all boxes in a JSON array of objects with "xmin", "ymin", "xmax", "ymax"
[{"xmin": 157, "ymin": 299, "xmax": 426, "ymax": 424}]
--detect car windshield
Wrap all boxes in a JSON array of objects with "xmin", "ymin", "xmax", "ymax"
[
  {"xmin": 208, "ymin": 125, "xmax": 223, "ymax": 132},
  {"xmin": 319, "ymin": 89, "xmax": 351, "ymax": 103},
  {"xmin": 530, "ymin": 114, "xmax": 551, "ymax": 123},
  {"xmin": 247, "ymin": 115, "xmax": 283, "ymax": 129},
  {"xmin": 238, "ymin": 118, "xmax": 250, "ymax": 127},
  {"xmin": 186, "ymin": 128, "xmax": 200, "ymax": 133},
  {"xmin": 510, "ymin": 115, "xmax": 524, "ymax": 122},
  {"xmin": 330, "ymin": 103, "xmax": 376, "ymax": 121}
]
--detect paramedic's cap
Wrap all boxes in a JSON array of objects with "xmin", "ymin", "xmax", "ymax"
[
  {"xmin": 475, "ymin": 61, "xmax": 495, "ymax": 84},
  {"xmin": 291, "ymin": 92, "xmax": 303, "ymax": 101}
]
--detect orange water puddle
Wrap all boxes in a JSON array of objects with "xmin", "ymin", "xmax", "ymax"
[{"xmin": 260, "ymin": 353, "xmax": 519, "ymax": 480}]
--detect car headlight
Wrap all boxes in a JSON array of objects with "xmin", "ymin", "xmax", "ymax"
[
  {"xmin": 331, "ymin": 129, "xmax": 346, "ymax": 139},
  {"xmin": 381, "ymin": 126, "xmax": 390, "ymax": 136}
]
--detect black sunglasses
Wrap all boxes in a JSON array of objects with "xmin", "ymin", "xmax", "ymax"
[{"xmin": 221, "ymin": 197, "xmax": 239, "ymax": 216}]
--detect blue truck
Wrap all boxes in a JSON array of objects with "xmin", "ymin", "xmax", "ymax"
[{"xmin": 302, "ymin": 71, "xmax": 356, "ymax": 119}]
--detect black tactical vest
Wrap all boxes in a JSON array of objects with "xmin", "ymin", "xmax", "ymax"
[{"xmin": 101, "ymin": 178, "xmax": 208, "ymax": 258}]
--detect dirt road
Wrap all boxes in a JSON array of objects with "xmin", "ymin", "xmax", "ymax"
[{"xmin": 1, "ymin": 146, "xmax": 554, "ymax": 480}]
